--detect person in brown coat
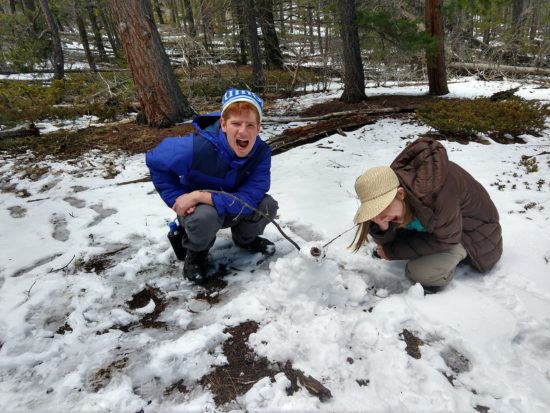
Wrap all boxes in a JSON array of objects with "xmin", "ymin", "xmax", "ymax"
[{"xmin": 351, "ymin": 137, "xmax": 502, "ymax": 292}]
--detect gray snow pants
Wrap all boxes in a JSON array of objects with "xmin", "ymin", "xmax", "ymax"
[
  {"xmin": 405, "ymin": 243, "xmax": 468, "ymax": 287},
  {"xmin": 177, "ymin": 195, "xmax": 278, "ymax": 252}
]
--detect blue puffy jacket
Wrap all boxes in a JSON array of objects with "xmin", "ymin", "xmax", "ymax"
[{"xmin": 145, "ymin": 112, "xmax": 271, "ymax": 216}]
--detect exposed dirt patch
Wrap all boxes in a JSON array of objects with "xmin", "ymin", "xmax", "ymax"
[
  {"xmin": 88, "ymin": 356, "xmax": 129, "ymax": 392},
  {"xmin": 400, "ymin": 329, "xmax": 424, "ymax": 359},
  {"xmin": 80, "ymin": 246, "xmax": 128, "ymax": 274},
  {"xmin": 56, "ymin": 322, "xmax": 73, "ymax": 335},
  {"xmin": 200, "ymin": 321, "xmax": 268, "ymax": 406},
  {"xmin": 127, "ymin": 285, "xmax": 167, "ymax": 329},
  {"xmin": 195, "ymin": 278, "xmax": 228, "ymax": 305},
  {"xmin": 0, "ymin": 121, "xmax": 195, "ymax": 160},
  {"xmin": 201, "ymin": 321, "xmax": 332, "ymax": 407},
  {"xmin": 164, "ymin": 379, "xmax": 189, "ymax": 397}
]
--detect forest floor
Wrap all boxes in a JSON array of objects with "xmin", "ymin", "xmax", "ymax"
[{"xmin": 0, "ymin": 94, "xmax": 439, "ymax": 160}]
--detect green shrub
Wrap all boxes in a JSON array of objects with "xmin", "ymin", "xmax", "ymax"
[
  {"xmin": 416, "ymin": 98, "xmax": 547, "ymax": 140},
  {"xmin": 0, "ymin": 74, "xmax": 136, "ymax": 127}
]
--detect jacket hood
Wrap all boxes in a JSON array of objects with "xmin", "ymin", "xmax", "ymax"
[{"xmin": 391, "ymin": 138, "xmax": 449, "ymax": 201}]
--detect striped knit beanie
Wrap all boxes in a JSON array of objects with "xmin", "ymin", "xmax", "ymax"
[{"xmin": 221, "ymin": 88, "xmax": 263, "ymax": 121}]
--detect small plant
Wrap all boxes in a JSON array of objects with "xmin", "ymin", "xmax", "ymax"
[
  {"xmin": 490, "ymin": 179, "xmax": 506, "ymax": 190},
  {"xmin": 416, "ymin": 97, "xmax": 546, "ymax": 141},
  {"xmin": 518, "ymin": 156, "xmax": 539, "ymax": 173},
  {"xmin": 537, "ymin": 179, "xmax": 545, "ymax": 190}
]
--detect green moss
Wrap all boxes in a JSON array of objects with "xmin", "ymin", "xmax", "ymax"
[{"xmin": 416, "ymin": 98, "xmax": 547, "ymax": 140}]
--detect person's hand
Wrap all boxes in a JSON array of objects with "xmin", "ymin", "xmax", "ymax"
[
  {"xmin": 172, "ymin": 193, "xmax": 198, "ymax": 217},
  {"xmin": 376, "ymin": 244, "xmax": 388, "ymax": 260}
]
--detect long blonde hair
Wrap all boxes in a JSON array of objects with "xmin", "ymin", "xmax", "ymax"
[{"xmin": 350, "ymin": 196, "xmax": 413, "ymax": 252}]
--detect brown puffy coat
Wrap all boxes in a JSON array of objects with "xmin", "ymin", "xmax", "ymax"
[{"xmin": 370, "ymin": 137, "xmax": 502, "ymax": 273}]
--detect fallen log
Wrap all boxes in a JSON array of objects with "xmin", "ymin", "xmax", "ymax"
[
  {"xmin": 449, "ymin": 62, "xmax": 550, "ymax": 76},
  {"xmin": 0, "ymin": 123, "xmax": 40, "ymax": 140},
  {"xmin": 264, "ymin": 105, "xmax": 416, "ymax": 124},
  {"xmin": 267, "ymin": 106, "xmax": 416, "ymax": 154}
]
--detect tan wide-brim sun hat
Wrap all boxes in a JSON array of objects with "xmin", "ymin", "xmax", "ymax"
[{"xmin": 353, "ymin": 166, "xmax": 400, "ymax": 224}]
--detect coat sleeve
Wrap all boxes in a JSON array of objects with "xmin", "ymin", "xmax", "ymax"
[
  {"xmin": 145, "ymin": 137, "xmax": 193, "ymax": 208},
  {"xmin": 211, "ymin": 147, "xmax": 271, "ymax": 216}
]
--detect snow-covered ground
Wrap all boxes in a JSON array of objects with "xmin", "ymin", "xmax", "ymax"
[{"xmin": 0, "ymin": 78, "xmax": 549, "ymax": 412}]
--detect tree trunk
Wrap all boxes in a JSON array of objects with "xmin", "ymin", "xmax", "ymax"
[
  {"xmin": 152, "ymin": 0, "xmax": 165, "ymax": 24},
  {"xmin": 98, "ymin": 7, "xmax": 121, "ymax": 57},
  {"xmin": 338, "ymin": 0, "xmax": 366, "ymax": 103},
  {"xmin": 231, "ymin": 0, "xmax": 247, "ymax": 65},
  {"xmin": 21, "ymin": 0, "xmax": 36, "ymax": 11},
  {"xmin": 37, "ymin": 0, "xmax": 64, "ymax": 80},
  {"xmin": 425, "ymin": 0, "xmax": 448, "ymax": 95},
  {"xmin": 257, "ymin": 0, "xmax": 283, "ymax": 69},
  {"xmin": 86, "ymin": 0, "xmax": 107, "ymax": 60},
  {"xmin": 316, "ymin": 0, "xmax": 323, "ymax": 54},
  {"xmin": 183, "ymin": 0, "xmax": 196, "ymax": 37},
  {"xmin": 278, "ymin": 0, "xmax": 285, "ymax": 36},
  {"xmin": 244, "ymin": 0, "xmax": 265, "ymax": 91},
  {"xmin": 108, "ymin": 0, "xmax": 195, "ymax": 127},
  {"xmin": 8, "ymin": 0, "xmax": 17, "ymax": 13},
  {"xmin": 307, "ymin": 1, "xmax": 314, "ymax": 54},
  {"xmin": 199, "ymin": 0, "xmax": 211, "ymax": 50},
  {"xmin": 289, "ymin": 0, "xmax": 294, "ymax": 33},
  {"xmin": 167, "ymin": 0, "xmax": 176, "ymax": 25},
  {"xmin": 511, "ymin": 0, "xmax": 528, "ymax": 45},
  {"xmin": 74, "ymin": 0, "xmax": 97, "ymax": 71}
]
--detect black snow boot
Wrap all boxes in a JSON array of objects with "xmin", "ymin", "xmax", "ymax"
[
  {"xmin": 183, "ymin": 249, "xmax": 209, "ymax": 282},
  {"xmin": 236, "ymin": 236, "xmax": 275, "ymax": 255}
]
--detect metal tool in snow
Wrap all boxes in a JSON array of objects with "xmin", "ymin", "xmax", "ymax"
[{"xmin": 205, "ymin": 190, "xmax": 356, "ymax": 260}]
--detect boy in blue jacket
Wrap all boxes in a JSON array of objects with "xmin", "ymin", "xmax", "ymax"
[{"xmin": 146, "ymin": 89, "xmax": 278, "ymax": 282}]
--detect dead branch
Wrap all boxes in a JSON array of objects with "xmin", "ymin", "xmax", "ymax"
[{"xmin": 50, "ymin": 255, "xmax": 76, "ymax": 273}]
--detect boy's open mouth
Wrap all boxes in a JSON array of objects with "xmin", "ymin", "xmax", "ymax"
[{"xmin": 236, "ymin": 139, "xmax": 248, "ymax": 148}]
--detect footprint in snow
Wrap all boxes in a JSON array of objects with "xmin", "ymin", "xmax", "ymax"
[
  {"xmin": 63, "ymin": 196, "xmax": 86, "ymax": 208},
  {"xmin": 50, "ymin": 213, "xmax": 70, "ymax": 241},
  {"xmin": 8, "ymin": 205, "xmax": 27, "ymax": 218},
  {"xmin": 88, "ymin": 203, "xmax": 117, "ymax": 227}
]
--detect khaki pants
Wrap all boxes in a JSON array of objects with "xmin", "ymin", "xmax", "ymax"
[{"xmin": 405, "ymin": 243, "xmax": 468, "ymax": 287}]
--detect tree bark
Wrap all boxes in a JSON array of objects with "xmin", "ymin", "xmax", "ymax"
[
  {"xmin": 74, "ymin": 0, "xmax": 97, "ymax": 71},
  {"xmin": 425, "ymin": 0, "xmax": 448, "ymax": 95},
  {"xmin": 244, "ymin": 0, "xmax": 265, "ymax": 91},
  {"xmin": 338, "ymin": 0, "xmax": 366, "ymax": 103},
  {"xmin": 37, "ymin": 0, "xmax": 64, "ymax": 80},
  {"xmin": 108, "ymin": 0, "xmax": 195, "ymax": 127},
  {"xmin": 257, "ymin": 0, "xmax": 284, "ymax": 69}
]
